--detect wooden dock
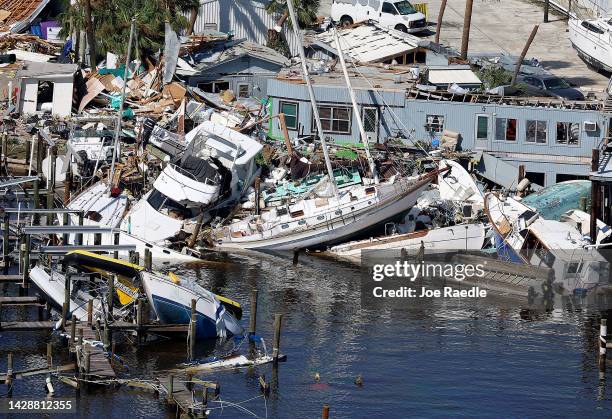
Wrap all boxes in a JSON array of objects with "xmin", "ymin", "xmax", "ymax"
[
  {"xmin": 74, "ymin": 325, "xmax": 116, "ymax": 381},
  {"xmin": 0, "ymin": 275, "xmax": 22, "ymax": 283},
  {"xmin": 159, "ymin": 375, "xmax": 206, "ymax": 418},
  {"xmin": 0, "ymin": 296, "xmax": 44, "ymax": 306}
]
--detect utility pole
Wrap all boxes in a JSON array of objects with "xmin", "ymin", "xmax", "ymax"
[
  {"xmin": 511, "ymin": 25, "xmax": 539, "ymax": 86},
  {"xmin": 460, "ymin": 0, "xmax": 474, "ymax": 59},
  {"xmin": 544, "ymin": 0, "xmax": 549, "ymax": 23},
  {"xmin": 435, "ymin": 0, "xmax": 448, "ymax": 44}
]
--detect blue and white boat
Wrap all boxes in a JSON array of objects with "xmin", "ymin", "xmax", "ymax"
[{"xmin": 140, "ymin": 271, "xmax": 242, "ymax": 339}]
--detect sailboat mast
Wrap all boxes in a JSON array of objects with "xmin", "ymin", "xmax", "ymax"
[
  {"xmin": 107, "ymin": 17, "xmax": 136, "ymax": 194},
  {"xmin": 332, "ymin": 27, "xmax": 378, "ymax": 184},
  {"xmin": 285, "ymin": 0, "xmax": 339, "ymax": 198}
]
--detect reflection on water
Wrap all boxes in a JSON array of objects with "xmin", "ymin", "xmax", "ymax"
[{"xmin": 1, "ymin": 252, "xmax": 612, "ymax": 417}]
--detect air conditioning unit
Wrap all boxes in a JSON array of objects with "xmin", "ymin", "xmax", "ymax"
[{"xmin": 584, "ymin": 121, "xmax": 597, "ymax": 132}]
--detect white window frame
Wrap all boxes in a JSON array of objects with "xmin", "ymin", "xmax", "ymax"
[{"xmin": 525, "ymin": 120, "xmax": 548, "ymax": 144}]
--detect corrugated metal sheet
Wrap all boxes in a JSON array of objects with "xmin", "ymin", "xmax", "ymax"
[
  {"xmin": 313, "ymin": 24, "xmax": 419, "ymax": 63},
  {"xmin": 427, "ymin": 68, "xmax": 482, "ymax": 85},
  {"xmin": 194, "ymin": 0, "xmax": 300, "ymax": 56}
]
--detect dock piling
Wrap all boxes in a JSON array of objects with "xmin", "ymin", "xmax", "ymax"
[
  {"xmin": 62, "ymin": 213, "xmax": 70, "ymax": 244},
  {"xmin": 272, "ymin": 313, "xmax": 283, "ymax": 364},
  {"xmin": 47, "ymin": 342, "xmax": 53, "ymax": 367},
  {"xmin": 21, "ymin": 234, "xmax": 30, "ymax": 291},
  {"xmin": 1, "ymin": 210, "xmax": 9, "ymax": 272},
  {"xmin": 249, "ymin": 289, "xmax": 258, "ymax": 335},
  {"xmin": 322, "ymin": 404, "xmax": 330, "ymax": 419},
  {"xmin": 87, "ymin": 299, "xmax": 93, "ymax": 326},
  {"xmin": 144, "ymin": 248, "xmax": 152, "ymax": 271},
  {"xmin": 166, "ymin": 374, "xmax": 174, "ymax": 404},
  {"xmin": 70, "ymin": 315, "xmax": 77, "ymax": 350},
  {"xmin": 77, "ymin": 212, "xmax": 84, "ymax": 245},
  {"xmin": 62, "ymin": 272, "xmax": 71, "ymax": 330},
  {"xmin": 6, "ymin": 353, "xmax": 13, "ymax": 396},
  {"xmin": 188, "ymin": 299, "xmax": 197, "ymax": 360},
  {"xmin": 108, "ymin": 275, "xmax": 115, "ymax": 321},
  {"xmin": 600, "ymin": 318, "xmax": 607, "ymax": 373}
]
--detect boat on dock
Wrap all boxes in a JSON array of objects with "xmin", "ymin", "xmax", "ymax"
[
  {"xmin": 484, "ymin": 192, "xmax": 609, "ymax": 292},
  {"xmin": 140, "ymin": 271, "xmax": 242, "ymax": 339}
]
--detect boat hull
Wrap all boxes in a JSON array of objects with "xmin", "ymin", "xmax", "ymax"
[
  {"xmin": 215, "ymin": 178, "xmax": 433, "ymax": 251},
  {"xmin": 569, "ymin": 19, "xmax": 612, "ymax": 72},
  {"xmin": 328, "ymin": 223, "xmax": 487, "ymax": 264},
  {"xmin": 140, "ymin": 272, "xmax": 241, "ymax": 339}
]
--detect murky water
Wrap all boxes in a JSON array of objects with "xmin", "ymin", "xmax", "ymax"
[{"xmin": 1, "ymin": 252, "xmax": 612, "ymax": 418}]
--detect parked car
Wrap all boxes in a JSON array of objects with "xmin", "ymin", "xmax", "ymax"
[
  {"xmin": 331, "ymin": 0, "xmax": 427, "ymax": 33},
  {"xmin": 518, "ymin": 74, "xmax": 585, "ymax": 100}
]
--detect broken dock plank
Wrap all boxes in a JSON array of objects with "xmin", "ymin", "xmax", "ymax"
[
  {"xmin": 0, "ymin": 321, "xmax": 56, "ymax": 331},
  {"xmin": 0, "ymin": 275, "xmax": 22, "ymax": 283},
  {"xmin": 159, "ymin": 375, "xmax": 205, "ymax": 417},
  {"xmin": 75, "ymin": 326, "xmax": 116, "ymax": 381},
  {"xmin": 0, "ymin": 296, "xmax": 43, "ymax": 306}
]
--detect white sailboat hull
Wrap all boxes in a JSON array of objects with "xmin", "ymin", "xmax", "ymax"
[{"xmin": 214, "ymin": 177, "xmax": 433, "ymax": 251}]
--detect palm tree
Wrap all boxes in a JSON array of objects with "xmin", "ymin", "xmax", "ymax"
[
  {"xmin": 59, "ymin": 0, "xmax": 198, "ymax": 64},
  {"xmin": 266, "ymin": 0, "xmax": 320, "ymax": 53}
]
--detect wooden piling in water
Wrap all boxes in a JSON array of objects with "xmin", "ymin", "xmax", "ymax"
[
  {"xmin": 144, "ymin": 248, "xmax": 152, "ymax": 271},
  {"xmin": 254, "ymin": 177, "xmax": 261, "ymax": 215},
  {"xmin": 47, "ymin": 342, "xmax": 53, "ymax": 367},
  {"xmin": 249, "ymin": 289, "xmax": 258, "ymax": 335},
  {"xmin": 46, "ymin": 145, "xmax": 57, "ymax": 226},
  {"xmin": 2, "ymin": 209, "xmax": 9, "ymax": 272},
  {"xmin": 188, "ymin": 299, "xmax": 197, "ymax": 359},
  {"xmin": 70, "ymin": 315, "xmax": 77, "ymax": 350},
  {"xmin": 62, "ymin": 272, "xmax": 71, "ymax": 330},
  {"xmin": 136, "ymin": 299, "xmax": 144, "ymax": 345},
  {"xmin": 33, "ymin": 177, "xmax": 40, "ymax": 224},
  {"xmin": 322, "ymin": 404, "xmax": 330, "ymax": 419},
  {"xmin": 272, "ymin": 313, "xmax": 283, "ymax": 364},
  {"xmin": 87, "ymin": 299, "xmax": 93, "ymax": 326},
  {"xmin": 62, "ymin": 213, "xmax": 70, "ymax": 244},
  {"xmin": 113, "ymin": 233, "xmax": 120, "ymax": 259},
  {"xmin": 77, "ymin": 212, "xmax": 84, "ymax": 245},
  {"xmin": 6, "ymin": 353, "xmax": 13, "ymax": 396},
  {"xmin": 600, "ymin": 318, "xmax": 607, "ymax": 373},
  {"xmin": 166, "ymin": 374, "xmax": 174, "ymax": 404},
  {"xmin": 21, "ymin": 234, "xmax": 30, "ymax": 290}
]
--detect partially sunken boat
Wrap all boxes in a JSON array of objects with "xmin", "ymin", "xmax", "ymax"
[
  {"xmin": 484, "ymin": 192, "xmax": 609, "ymax": 292},
  {"xmin": 121, "ymin": 120, "xmax": 262, "ymax": 245}
]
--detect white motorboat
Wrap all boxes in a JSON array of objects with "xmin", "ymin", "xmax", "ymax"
[
  {"xmin": 484, "ymin": 192, "xmax": 609, "ymax": 292},
  {"xmin": 569, "ymin": 17, "xmax": 612, "ymax": 72},
  {"xmin": 121, "ymin": 121, "xmax": 263, "ymax": 245},
  {"xmin": 326, "ymin": 223, "xmax": 487, "ymax": 264}
]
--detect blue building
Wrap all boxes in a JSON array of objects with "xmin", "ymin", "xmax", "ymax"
[{"xmin": 265, "ymin": 64, "xmax": 609, "ymax": 188}]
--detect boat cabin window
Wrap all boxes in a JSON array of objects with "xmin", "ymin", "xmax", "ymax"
[
  {"xmin": 556, "ymin": 122, "xmax": 579, "ymax": 145},
  {"xmin": 520, "ymin": 231, "xmax": 555, "ymax": 268},
  {"xmin": 495, "ymin": 118, "xmax": 517, "ymax": 142},
  {"xmin": 279, "ymin": 101, "xmax": 299, "ymax": 130},
  {"xmin": 147, "ymin": 189, "xmax": 191, "ymax": 220},
  {"xmin": 567, "ymin": 262, "xmax": 583, "ymax": 274},
  {"xmin": 581, "ymin": 21, "xmax": 605, "ymax": 34}
]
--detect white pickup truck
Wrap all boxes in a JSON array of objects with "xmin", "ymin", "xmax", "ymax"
[{"xmin": 331, "ymin": 0, "xmax": 427, "ymax": 33}]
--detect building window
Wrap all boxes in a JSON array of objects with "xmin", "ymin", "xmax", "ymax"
[
  {"xmin": 526, "ymin": 120, "xmax": 547, "ymax": 144},
  {"xmin": 197, "ymin": 81, "xmax": 230, "ymax": 93},
  {"xmin": 525, "ymin": 171, "xmax": 545, "ymax": 187},
  {"xmin": 495, "ymin": 118, "xmax": 517, "ymax": 141},
  {"xmin": 279, "ymin": 101, "xmax": 298, "ymax": 130},
  {"xmin": 476, "ymin": 115, "xmax": 489, "ymax": 140},
  {"xmin": 556, "ymin": 122, "xmax": 579, "ymax": 145},
  {"xmin": 556, "ymin": 173, "xmax": 589, "ymax": 183},
  {"xmin": 313, "ymin": 106, "xmax": 351, "ymax": 134},
  {"xmin": 237, "ymin": 84, "xmax": 250, "ymax": 98},
  {"xmin": 425, "ymin": 115, "xmax": 444, "ymax": 133}
]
